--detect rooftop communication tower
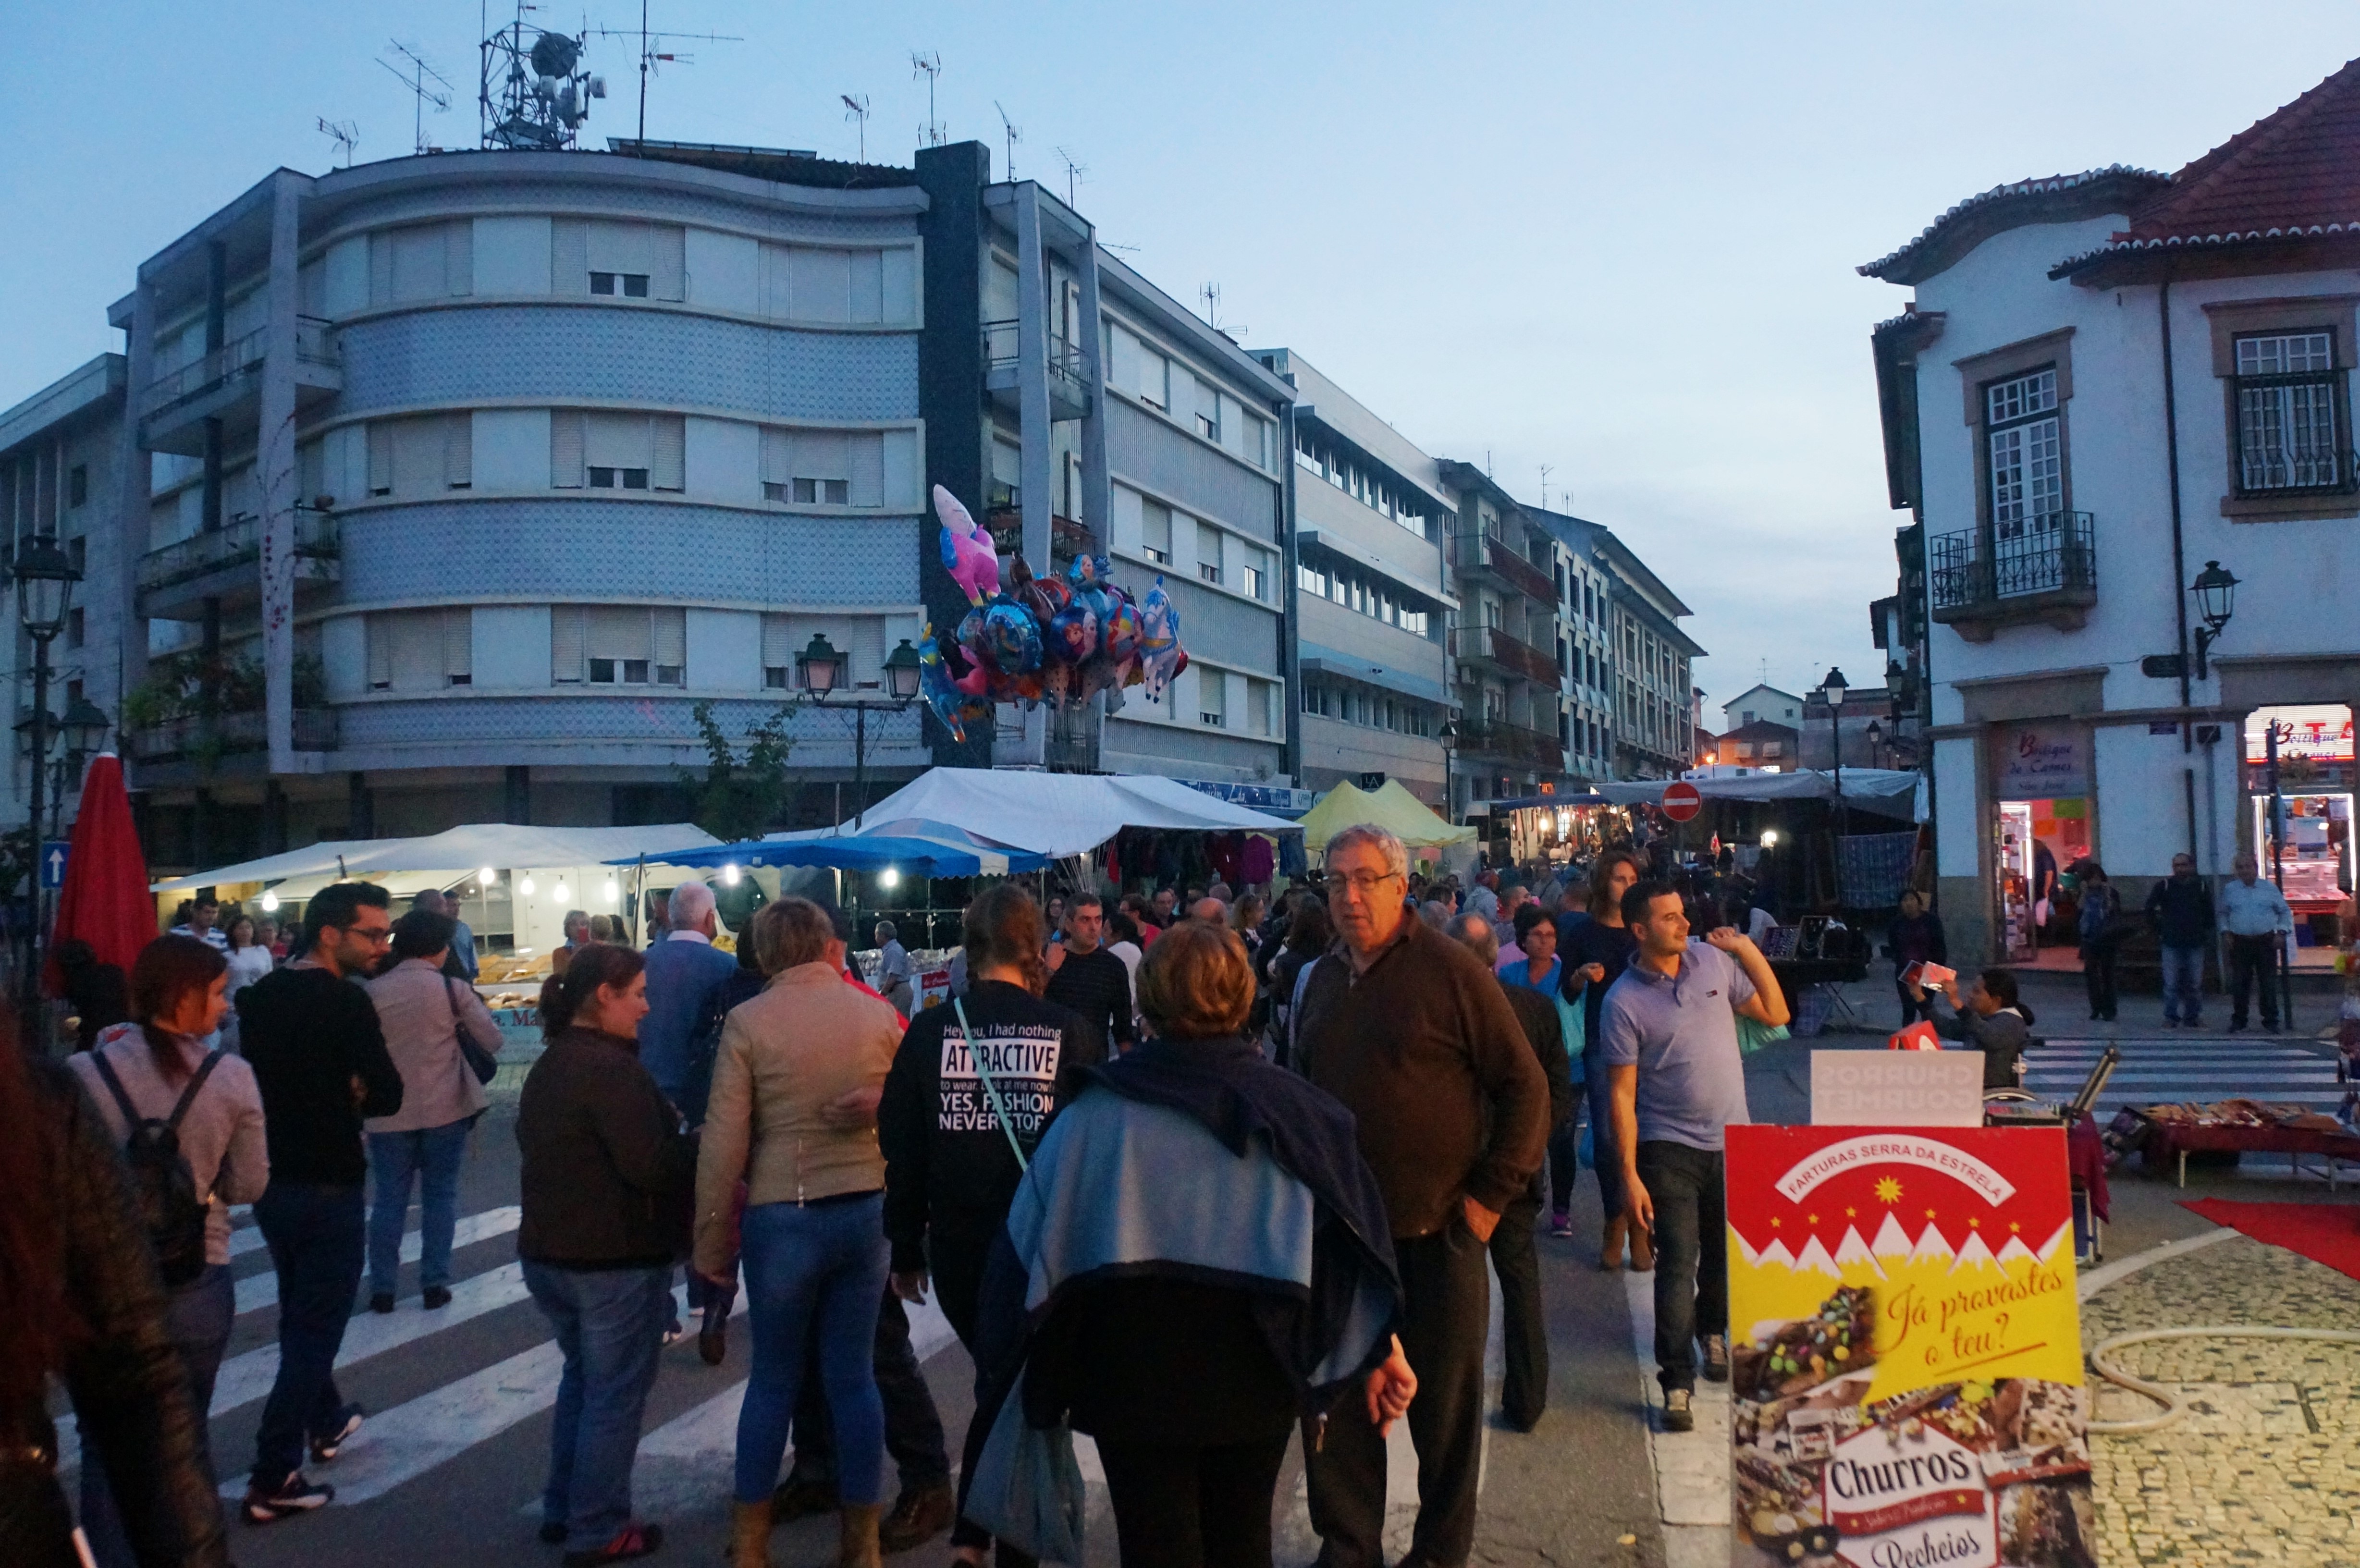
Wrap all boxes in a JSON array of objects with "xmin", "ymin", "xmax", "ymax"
[
  {"xmin": 479, "ymin": 3, "xmax": 606, "ymax": 150},
  {"xmin": 911, "ymin": 52, "xmax": 944, "ymax": 147}
]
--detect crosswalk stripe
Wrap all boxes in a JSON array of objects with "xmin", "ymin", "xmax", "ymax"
[{"xmin": 232, "ymin": 1207, "xmax": 521, "ymax": 1314}]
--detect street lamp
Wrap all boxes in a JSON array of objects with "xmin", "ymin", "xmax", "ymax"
[
  {"xmin": 1439, "ymin": 718, "xmax": 1461, "ymax": 823},
  {"xmin": 799, "ymin": 634, "xmax": 925, "ymax": 829},
  {"xmin": 61, "ymin": 697, "xmax": 110, "ymax": 759},
  {"xmin": 12, "ymin": 533, "xmax": 80, "ymax": 1033},
  {"xmin": 1866, "ymin": 718, "xmax": 1884, "ymax": 769},
  {"xmin": 2190, "ymin": 560, "xmax": 2239, "ymax": 679},
  {"xmin": 1817, "ymin": 666, "xmax": 1849, "ymax": 835}
]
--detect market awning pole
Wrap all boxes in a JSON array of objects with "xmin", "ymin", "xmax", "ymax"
[{"xmin": 630, "ymin": 854, "xmax": 645, "ymax": 947}]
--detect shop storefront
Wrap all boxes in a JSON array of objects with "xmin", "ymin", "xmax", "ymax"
[
  {"xmin": 2244, "ymin": 704, "xmax": 2355, "ymax": 944},
  {"xmin": 1989, "ymin": 720, "xmax": 2092, "ymax": 962}
]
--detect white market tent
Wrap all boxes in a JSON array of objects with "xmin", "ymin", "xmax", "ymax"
[
  {"xmin": 828, "ymin": 768, "xmax": 1301, "ymax": 860},
  {"xmin": 1589, "ymin": 768, "xmax": 1926, "ymax": 819},
  {"xmin": 154, "ymin": 822, "xmax": 723, "ymax": 895}
]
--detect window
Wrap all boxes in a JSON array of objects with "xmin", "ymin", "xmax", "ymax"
[
  {"xmin": 1984, "ymin": 367, "xmax": 2063, "ymax": 540},
  {"xmin": 590, "ymin": 272, "xmax": 651, "ymax": 297},
  {"xmin": 761, "ymin": 427, "xmax": 886, "ymax": 508},
  {"xmin": 1196, "ymin": 521, "xmax": 1223, "ymax": 586},
  {"xmin": 1240, "ymin": 550, "xmax": 1266, "ymax": 601},
  {"xmin": 1298, "ymin": 561, "xmax": 1326, "ymax": 597},
  {"xmin": 68, "ymin": 465, "xmax": 87, "ymax": 508},
  {"xmin": 1200, "ymin": 671, "xmax": 1226, "ymax": 729},
  {"xmin": 552, "ymin": 606, "xmax": 686, "ymax": 686},
  {"xmin": 367, "ymin": 414, "xmax": 472, "ymax": 499},
  {"xmin": 66, "ymin": 609, "xmax": 83, "ymax": 650},
  {"xmin": 1141, "ymin": 501, "xmax": 1172, "ymax": 565},
  {"xmin": 552, "ymin": 412, "xmax": 684, "ymax": 491},
  {"xmin": 590, "ymin": 466, "xmax": 650, "ymax": 490},
  {"xmin": 2233, "ymin": 331, "xmax": 2346, "ymax": 492},
  {"xmin": 1248, "ymin": 679, "xmax": 1274, "ymax": 735},
  {"xmin": 762, "ymin": 613, "xmax": 885, "ymax": 690},
  {"xmin": 368, "ymin": 609, "xmax": 472, "ymax": 692}
]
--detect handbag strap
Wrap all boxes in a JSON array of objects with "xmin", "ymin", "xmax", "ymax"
[{"xmin": 951, "ymin": 996, "xmax": 1029, "ymax": 1172}]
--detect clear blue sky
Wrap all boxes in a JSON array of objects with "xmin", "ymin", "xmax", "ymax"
[{"xmin": 5, "ymin": 2, "xmax": 2351, "ymax": 720}]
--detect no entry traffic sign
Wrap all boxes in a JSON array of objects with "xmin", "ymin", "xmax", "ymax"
[{"xmin": 1660, "ymin": 781, "xmax": 1703, "ymax": 822}]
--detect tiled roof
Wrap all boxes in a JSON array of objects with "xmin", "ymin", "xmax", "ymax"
[
  {"xmin": 1858, "ymin": 167, "xmax": 2167, "ymax": 283},
  {"xmin": 2051, "ymin": 57, "xmax": 2360, "ymax": 277}
]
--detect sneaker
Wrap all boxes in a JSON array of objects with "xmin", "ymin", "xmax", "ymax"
[
  {"xmin": 369, "ymin": 1292, "xmax": 395, "ymax": 1315},
  {"xmin": 243, "ymin": 1473, "xmax": 334, "ymax": 1523},
  {"xmin": 1662, "ymin": 1388, "xmax": 1695, "ymax": 1432},
  {"xmin": 561, "ymin": 1521, "xmax": 663, "ymax": 1565},
  {"xmin": 1549, "ymin": 1210, "xmax": 1573, "ymax": 1238},
  {"xmin": 423, "ymin": 1285, "xmax": 453, "ymax": 1310},
  {"xmin": 660, "ymin": 1320, "xmax": 688, "ymax": 1349},
  {"xmin": 1702, "ymin": 1335, "xmax": 1730, "ymax": 1383},
  {"xmin": 309, "ymin": 1404, "xmax": 365, "ymax": 1464},
  {"xmin": 878, "ymin": 1479, "xmax": 957, "ymax": 1552}
]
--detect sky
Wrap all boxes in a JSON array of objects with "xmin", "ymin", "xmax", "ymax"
[{"xmin": 5, "ymin": 2, "xmax": 2353, "ymax": 723}]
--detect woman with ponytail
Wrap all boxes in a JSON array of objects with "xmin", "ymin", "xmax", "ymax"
[
  {"xmin": 516, "ymin": 942, "xmax": 692, "ymax": 1564},
  {"xmin": 3, "ymin": 1002, "xmax": 234, "ymax": 1567},
  {"xmin": 66, "ymin": 934, "xmax": 267, "ymax": 1566}
]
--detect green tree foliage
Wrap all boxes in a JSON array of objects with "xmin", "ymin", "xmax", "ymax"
[{"xmin": 678, "ymin": 700, "xmax": 806, "ymax": 843}]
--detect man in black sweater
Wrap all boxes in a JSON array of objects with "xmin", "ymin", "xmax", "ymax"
[
  {"xmin": 1042, "ymin": 892, "xmax": 1134, "ymax": 1059},
  {"xmin": 236, "ymin": 881, "xmax": 404, "ymax": 1522}
]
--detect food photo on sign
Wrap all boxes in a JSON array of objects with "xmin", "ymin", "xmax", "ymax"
[{"xmin": 1725, "ymin": 1126, "xmax": 2092, "ymax": 1568}]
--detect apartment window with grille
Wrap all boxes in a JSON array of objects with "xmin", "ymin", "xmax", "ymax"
[
  {"xmin": 590, "ymin": 272, "xmax": 651, "ymax": 297},
  {"xmin": 1984, "ymin": 367, "xmax": 2063, "ymax": 540},
  {"xmin": 2233, "ymin": 331, "xmax": 2347, "ymax": 492}
]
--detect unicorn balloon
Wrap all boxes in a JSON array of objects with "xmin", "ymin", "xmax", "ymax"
[
  {"xmin": 934, "ymin": 485, "xmax": 1000, "ymax": 607},
  {"xmin": 917, "ymin": 623, "xmax": 989, "ymax": 743},
  {"xmin": 1137, "ymin": 575, "xmax": 1185, "ymax": 701}
]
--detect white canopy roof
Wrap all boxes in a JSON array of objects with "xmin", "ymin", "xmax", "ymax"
[
  {"xmin": 1590, "ymin": 768, "xmax": 1925, "ymax": 816},
  {"xmin": 838, "ymin": 768, "xmax": 1302, "ymax": 859},
  {"xmin": 155, "ymin": 822, "xmax": 722, "ymax": 894}
]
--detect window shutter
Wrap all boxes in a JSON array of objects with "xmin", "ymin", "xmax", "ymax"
[
  {"xmin": 651, "ymin": 225, "xmax": 686, "ymax": 301},
  {"xmin": 444, "ymin": 219, "xmax": 473, "ymax": 296},
  {"xmin": 367, "ymin": 422, "xmax": 393, "ymax": 494},
  {"xmin": 551, "ymin": 605, "xmax": 585, "ymax": 680},
  {"xmin": 849, "ymin": 250, "xmax": 884, "ymax": 323},
  {"xmin": 390, "ymin": 226, "xmax": 444, "ymax": 303},
  {"xmin": 796, "ymin": 430, "xmax": 848, "ymax": 484},
  {"xmin": 850, "ymin": 616, "xmax": 885, "ymax": 689},
  {"xmin": 651, "ymin": 416, "xmax": 685, "ymax": 491},
  {"xmin": 443, "ymin": 414, "xmax": 473, "ymax": 489},
  {"xmin": 444, "ymin": 608, "xmax": 473, "ymax": 682},
  {"xmin": 760, "ymin": 613, "xmax": 795, "ymax": 669},
  {"xmin": 1142, "ymin": 501, "xmax": 1171, "ymax": 558},
  {"xmin": 550, "ymin": 220, "xmax": 589, "ymax": 295},
  {"xmin": 848, "ymin": 432, "xmax": 884, "ymax": 507},
  {"xmin": 389, "ymin": 416, "xmax": 441, "ymax": 497},
  {"xmin": 1197, "ymin": 521, "xmax": 1223, "ymax": 576},
  {"xmin": 787, "ymin": 247, "xmax": 851, "ymax": 324},
  {"xmin": 550, "ymin": 411, "xmax": 585, "ymax": 488},
  {"xmin": 652, "ymin": 608, "xmax": 686, "ymax": 674},
  {"xmin": 585, "ymin": 412, "xmax": 654, "ymax": 471},
  {"xmin": 390, "ymin": 611, "xmax": 442, "ymax": 691},
  {"xmin": 586, "ymin": 605, "xmax": 652, "ymax": 661},
  {"xmin": 586, "ymin": 220, "xmax": 654, "ymax": 277},
  {"xmin": 368, "ymin": 233, "xmax": 394, "ymax": 306},
  {"xmin": 367, "ymin": 614, "xmax": 393, "ymax": 688},
  {"xmin": 761, "ymin": 427, "xmax": 791, "ymax": 488}
]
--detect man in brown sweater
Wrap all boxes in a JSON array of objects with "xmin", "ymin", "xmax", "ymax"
[{"xmin": 1294, "ymin": 825, "xmax": 1549, "ymax": 1568}]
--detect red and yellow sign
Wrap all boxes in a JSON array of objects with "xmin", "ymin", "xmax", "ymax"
[{"xmin": 1727, "ymin": 1126, "xmax": 2094, "ymax": 1568}]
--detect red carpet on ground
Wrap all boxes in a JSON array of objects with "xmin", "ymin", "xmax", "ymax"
[{"xmin": 2180, "ymin": 1198, "xmax": 2360, "ymax": 1282}]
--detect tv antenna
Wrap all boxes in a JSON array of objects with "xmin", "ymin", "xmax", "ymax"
[
  {"xmin": 841, "ymin": 93, "xmax": 871, "ymax": 163},
  {"xmin": 480, "ymin": 3, "xmax": 605, "ymax": 150},
  {"xmin": 993, "ymin": 100, "xmax": 1020, "ymax": 179},
  {"xmin": 1539, "ymin": 462, "xmax": 1552, "ymax": 512},
  {"xmin": 590, "ymin": 1, "xmax": 740, "ymax": 145},
  {"xmin": 1198, "ymin": 282, "xmax": 1246, "ymax": 342},
  {"xmin": 1054, "ymin": 146, "xmax": 1087, "ymax": 207},
  {"xmin": 910, "ymin": 51, "xmax": 944, "ymax": 147},
  {"xmin": 316, "ymin": 117, "xmax": 360, "ymax": 168},
  {"xmin": 380, "ymin": 41, "xmax": 455, "ymax": 155}
]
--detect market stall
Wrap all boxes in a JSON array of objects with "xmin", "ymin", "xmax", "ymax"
[
  {"xmin": 1297, "ymin": 779, "xmax": 1475, "ymax": 862},
  {"xmin": 1470, "ymin": 790, "xmax": 1620, "ymax": 870}
]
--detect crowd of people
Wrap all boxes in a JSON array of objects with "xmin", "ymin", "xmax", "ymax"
[{"xmin": 8, "ymin": 825, "xmax": 1804, "ymax": 1568}]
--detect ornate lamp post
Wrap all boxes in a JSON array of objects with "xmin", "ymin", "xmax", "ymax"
[
  {"xmin": 2190, "ymin": 560, "xmax": 2239, "ymax": 678},
  {"xmin": 1817, "ymin": 665, "xmax": 1849, "ymax": 840},
  {"xmin": 797, "ymin": 635, "xmax": 925, "ymax": 830}
]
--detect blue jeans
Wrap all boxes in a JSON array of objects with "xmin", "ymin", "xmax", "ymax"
[
  {"xmin": 252, "ymin": 1183, "xmax": 367, "ymax": 1488},
  {"xmin": 81, "ymin": 1264, "xmax": 234, "ymax": 1566},
  {"xmin": 2161, "ymin": 943, "xmax": 2206, "ymax": 1024},
  {"xmin": 525, "ymin": 1262, "xmax": 673, "ymax": 1544},
  {"xmin": 736, "ymin": 1193, "xmax": 890, "ymax": 1506},
  {"xmin": 368, "ymin": 1117, "xmax": 474, "ymax": 1296},
  {"xmin": 1585, "ymin": 1066, "xmax": 1623, "ymax": 1221}
]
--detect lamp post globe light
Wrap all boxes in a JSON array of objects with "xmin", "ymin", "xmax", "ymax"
[
  {"xmin": 2190, "ymin": 560, "xmax": 2239, "ymax": 678},
  {"xmin": 13, "ymin": 532, "xmax": 81, "ymax": 1032},
  {"xmin": 1817, "ymin": 666, "xmax": 1849, "ymax": 836}
]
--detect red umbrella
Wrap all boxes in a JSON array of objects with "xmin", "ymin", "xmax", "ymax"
[{"xmin": 46, "ymin": 753, "xmax": 156, "ymax": 993}]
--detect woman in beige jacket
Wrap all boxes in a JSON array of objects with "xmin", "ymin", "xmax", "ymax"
[{"xmin": 693, "ymin": 896, "xmax": 906, "ymax": 1568}]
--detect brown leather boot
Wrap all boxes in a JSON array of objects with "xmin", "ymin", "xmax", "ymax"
[
  {"xmin": 1628, "ymin": 1219, "xmax": 1656, "ymax": 1274},
  {"xmin": 837, "ymin": 1502, "xmax": 883, "ymax": 1568},
  {"xmin": 730, "ymin": 1498, "xmax": 773, "ymax": 1568},
  {"xmin": 877, "ymin": 1480, "xmax": 955, "ymax": 1552},
  {"xmin": 1599, "ymin": 1213, "xmax": 1627, "ymax": 1271}
]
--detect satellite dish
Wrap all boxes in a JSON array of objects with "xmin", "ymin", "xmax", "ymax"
[{"xmin": 529, "ymin": 32, "xmax": 580, "ymax": 78}]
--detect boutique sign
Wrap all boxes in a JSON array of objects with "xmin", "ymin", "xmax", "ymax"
[{"xmin": 1994, "ymin": 726, "xmax": 2087, "ymax": 801}]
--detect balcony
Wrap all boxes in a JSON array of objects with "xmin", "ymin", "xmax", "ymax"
[
  {"xmin": 128, "ymin": 709, "xmax": 338, "ymax": 767},
  {"xmin": 983, "ymin": 320, "xmax": 1094, "ymax": 422},
  {"xmin": 1449, "ymin": 624, "xmax": 1559, "ymax": 686},
  {"xmin": 1450, "ymin": 528, "xmax": 1558, "ymax": 606},
  {"xmin": 1927, "ymin": 511, "xmax": 2097, "ymax": 640},
  {"xmin": 1455, "ymin": 717, "xmax": 1562, "ymax": 767},
  {"xmin": 139, "ymin": 316, "xmax": 341, "ymax": 454},
  {"xmin": 137, "ymin": 508, "xmax": 341, "ymax": 621}
]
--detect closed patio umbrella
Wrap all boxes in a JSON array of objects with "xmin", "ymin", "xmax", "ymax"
[{"xmin": 46, "ymin": 753, "xmax": 155, "ymax": 993}]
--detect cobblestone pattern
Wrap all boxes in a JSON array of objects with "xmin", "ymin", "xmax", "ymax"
[{"xmin": 2082, "ymin": 1235, "xmax": 2360, "ymax": 1564}]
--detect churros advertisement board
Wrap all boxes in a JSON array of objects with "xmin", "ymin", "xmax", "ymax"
[{"xmin": 1725, "ymin": 1126, "xmax": 2094, "ymax": 1568}]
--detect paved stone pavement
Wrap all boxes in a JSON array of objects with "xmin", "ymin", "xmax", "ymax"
[{"xmin": 2082, "ymin": 1230, "xmax": 2360, "ymax": 1564}]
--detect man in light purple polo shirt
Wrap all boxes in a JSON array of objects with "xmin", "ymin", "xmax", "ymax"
[{"xmin": 1599, "ymin": 878, "xmax": 1789, "ymax": 1433}]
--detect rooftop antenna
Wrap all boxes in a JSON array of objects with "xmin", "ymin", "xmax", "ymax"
[
  {"xmin": 316, "ymin": 116, "xmax": 360, "ymax": 168},
  {"xmin": 1538, "ymin": 463, "xmax": 1552, "ymax": 512},
  {"xmin": 589, "ymin": 1, "xmax": 739, "ymax": 146},
  {"xmin": 842, "ymin": 93, "xmax": 871, "ymax": 164},
  {"xmin": 993, "ymin": 100, "xmax": 1020, "ymax": 180},
  {"xmin": 1054, "ymin": 146, "xmax": 1087, "ymax": 207},
  {"xmin": 1198, "ymin": 282, "xmax": 1246, "ymax": 343},
  {"xmin": 380, "ymin": 41, "xmax": 455, "ymax": 155},
  {"xmin": 911, "ymin": 51, "xmax": 944, "ymax": 147},
  {"xmin": 480, "ymin": 1, "xmax": 605, "ymax": 150}
]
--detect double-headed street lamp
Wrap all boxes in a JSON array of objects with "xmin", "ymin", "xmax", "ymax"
[
  {"xmin": 13, "ymin": 534, "xmax": 81, "ymax": 1030},
  {"xmin": 796, "ymin": 634, "xmax": 923, "ymax": 830}
]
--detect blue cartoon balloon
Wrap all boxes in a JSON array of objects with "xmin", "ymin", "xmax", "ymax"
[
  {"xmin": 918, "ymin": 623, "xmax": 989, "ymax": 743},
  {"xmin": 982, "ymin": 599, "xmax": 1044, "ymax": 674}
]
